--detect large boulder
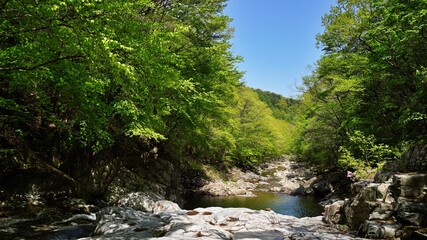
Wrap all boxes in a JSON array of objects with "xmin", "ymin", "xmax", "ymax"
[
  {"xmin": 105, "ymin": 158, "xmax": 181, "ymax": 205},
  {"xmin": 91, "ymin": 206, "xmax": 165, "ymax": 238},
  {"xmin": 324, "ymin": 200, "xmax": 345, "ymax": 224},
  {"xmin": 359, "ymin": 221, "xmax": 401, "ymax": 239},
  {"xmin": 116, "ymin": 192, "xmax": 163, "ymax": 212},
  {"xmin": 344, "ymin": 196, "xmax": 372, "ymax": 230}
]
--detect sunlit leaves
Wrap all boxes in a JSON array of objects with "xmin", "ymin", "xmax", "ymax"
[{"xmin": 297, "ymin": 0, "xmax": 427, "ymax": 168}]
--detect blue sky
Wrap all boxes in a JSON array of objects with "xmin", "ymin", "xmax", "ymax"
[{"xmin": 224, "ymin": 0, "xmax": 336, "ymax": 98}]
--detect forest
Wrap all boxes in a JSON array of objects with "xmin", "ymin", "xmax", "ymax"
[{"xmin": 1, "ymin": 0, "xmax": 426, "ymax": 199}]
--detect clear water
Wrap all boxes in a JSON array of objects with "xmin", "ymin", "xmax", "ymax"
[{"xmin": 183, "ymin": 191, "xmax": 324, "ymax": 218}]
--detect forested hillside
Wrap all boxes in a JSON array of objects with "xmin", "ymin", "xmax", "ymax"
[{"xmin": 293, "ymin": 0, "xmax": 427, "ymax": 178}]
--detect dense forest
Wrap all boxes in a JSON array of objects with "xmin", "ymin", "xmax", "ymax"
[
  {"xmin": 294, "ymin": 0, "xmax": 427, "ymax": 178},
  {"xmin": 1, "ymin": 0, "xmax": 426, "ymax": 199},
  {"xmin": 0, "ymin": 0, "xmax": 292, "ymax": 198}
]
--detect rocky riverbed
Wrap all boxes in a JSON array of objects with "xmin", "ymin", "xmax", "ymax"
[
  {"xmin": 0, "ymin": 195, "xmax": 364, "ymax": 239},
  {"xmin": 80, "ymin": 201, "xmax": 364, "ymax": 239},
  {"xmin": 192, "ymin": 157, "xmax": 328, "ymax": 197}
]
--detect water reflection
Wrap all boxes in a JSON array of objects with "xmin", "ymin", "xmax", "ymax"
[{"xmin": 183, "ymin": 191, "xmax": 324, "ymax": 218}]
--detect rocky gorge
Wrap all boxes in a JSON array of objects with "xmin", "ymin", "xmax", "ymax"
[
  {"xmin": 0, "ymin": 157, "xmax": 355, "ymax": 239},
  {"xmin": 1, "ymin": 151, "xmax": 427, "ymax": 239}
]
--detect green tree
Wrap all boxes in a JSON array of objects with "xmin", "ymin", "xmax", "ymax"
[
  {"xmin": 230, "ymin": 86, "xmax": 292, "ymax": 167},
  {"xmin": 0, "ymin": 0, "xmax": 242, "ymax": 195},
  {"xmin": 295, "ymin": 0, "xmax": 427, "ymax": 172}
]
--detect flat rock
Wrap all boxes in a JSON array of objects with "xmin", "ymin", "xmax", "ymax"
[{"xmin": 82, "ymin": 203, "xmax": 366, "ymax": 239}]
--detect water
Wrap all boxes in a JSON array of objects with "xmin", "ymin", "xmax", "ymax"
[{"xmin": 183, "ymin": 191, "xmax": 324, "ymax": 218}]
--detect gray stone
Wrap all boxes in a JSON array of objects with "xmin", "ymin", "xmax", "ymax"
[
  {"xmin": 153, "ymin": 200, "xmax": 183, "ymax": 214},
  {"xmin": 345, "ymin": 197, "xmax": 371, "ymax": 230},
  {"xmin": 63, "ymin": 198, "xmax": 99, "ymax": 214},
  {"xmin": 368, "ymin": 211, "xmax": 393, "ymax": 220},
  {"xmin": 324, "ymin": 200, "xmax": 345, "ymax": 224},
  {"xmin": 397, "ymin": 211, "xmax": 426, "ymax": 226},
  {"xmin": 376, "ymin": 182, "xmax": 391, "ymax": 200},
  {"xmin": 374, "ymin": 202, "xmax": 395, "ymax": 212},
  {"xmin": 117, "ymin": 192, "xmax": 163, "ymax": 212},
  {"xmin": 351, "ymin": 180, "xmax": 373, "ymax": 196},
  {"xmin": 92, "ymin": 207, "xmax": 164, "ymax": 236},
  {"xmin": 359, "ymin": 183, "xmax": 379, "ymax": 201},
  {"xmin": 399, "ymin": 185, "xmax": 427, "ymax": 199},
  {"xmin": 398, "ymin": 202, "xmax": 427, "ymax": 215},
  {"xmin": 359, "ymin": 220, "xmax": 401, "ymax": 239},
  {"xmin": 85, "ymin": 206, "xmax": 366, "ymax": 239},
  {"xmin": 393, "ymin": 174, "xmax": 427, "ymax": 187}
]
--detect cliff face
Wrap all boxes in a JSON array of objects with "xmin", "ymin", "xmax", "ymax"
[{"xmin": 325, "ymin": 145, "xmax": 427, "ymax": 239}]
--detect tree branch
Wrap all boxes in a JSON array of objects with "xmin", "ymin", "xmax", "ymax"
[{"xmin": 0, "ymin": 55, "xmax": 84, "ymax": 72}]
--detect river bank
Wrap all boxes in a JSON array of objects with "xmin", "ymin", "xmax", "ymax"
[
  {"xmin": 0, "ymin": 157, "xmax": 352, "ymax": 239},
  {"xmin": 183, "ymin": 156, "xmax": 350, "ymax": 203}
]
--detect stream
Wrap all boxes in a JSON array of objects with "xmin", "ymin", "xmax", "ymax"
[
  {"xmin": 183, "ymin": 191, "xmax": 324, "ymax": 218},
  {"xmin": 183, "ymin": 160, "xmax": 325, "ymax": 218}
]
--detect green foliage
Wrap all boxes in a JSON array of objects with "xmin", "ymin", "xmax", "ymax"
[
  {"xmin": 0, "ymin": 0, "xmax": 246, "ymax": 195},
  {"xmin": 255, "ymin": 89, "xmax": 300, "ymax": 122},
  {"xmin": 338, "ymin": 131, "xmax": 399, "ymax": 179},
  {"xmin": 230, "ymin": 86, "xmax": 293, "ymax": 168},
  {"xmin": 294, "ymin": 0, "xmax": 427, "ymax": 172}
]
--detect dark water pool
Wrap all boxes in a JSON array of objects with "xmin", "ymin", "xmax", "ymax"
[{"xmin": 183, "ymin": 191, "xmax": 324, "ymax": 218}]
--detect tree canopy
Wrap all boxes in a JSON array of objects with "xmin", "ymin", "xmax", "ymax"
[
  {"xmin": 0, "ymin": 0, "xmax": 296, "ymax": 196},
  {"xmin": 293, "ymin": 0, "xmax": 427, "ymax": 176}
]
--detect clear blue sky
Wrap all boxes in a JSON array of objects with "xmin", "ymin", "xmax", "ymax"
[{"xmin": 224, "ymin": 0, "xmax": 336, "ymax": 98}]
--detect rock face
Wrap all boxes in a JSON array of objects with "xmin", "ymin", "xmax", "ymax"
[
  {"xmin": 324, "ymin": 173, "xmax": 427, "ymax": 239},
  {"xmin": 83, "ymin": 203, "xmax": 365, "ymax": 240},
  {"xmin": 105, "ymin": 158, "xmax": 181, "ymax": 205},
  {"xmin": 324, "ymin": 200, "xmax": 346, "ymax": 224},
  {"xmin": 116, "ymin": 192, "xmax": 164, "ymax": 212}
]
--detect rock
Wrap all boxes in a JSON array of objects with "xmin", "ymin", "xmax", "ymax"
[
  {"xmin": 198, "ymin": 180, "xmax": 254, "ymax": 196},
  {"xmin": 324, "ymin": 200, "xmax": 345, "ymax": 224},
  {"xmin": 351, "ymin": 181, "xmax": 372, "ymax": 196},
  {"xmin": 43, "ymin": 224, "xmax": 96, "ymax": 239},
  {"xmin": 401, "ymin": 145, "xmax": 427, "ymax": 172},
  {"xmin": 91, "ymin": 206, "xmax": 164, "ymax": 237},
  {"xmin": 117, "ymin": 192, "xmax": 163, "ymax": 212},
  {"xmin": 62, "ymin": 198, "xmax": 99, "ymax": 214},
  {"xmin": 311, "ymin": 179, "xmax": 333, "ymax": 198},
  {"xmin": 337, "ymin": 170, "xmax": 427, "ymax": 239},
  {"xmin": 105, "ymin": 158, "xmax": 181, "ymax": 205},
  {"xmin": 53, "ymin": 213, "xmax": 97, "ymax": 224},
  {"xmin": 397, "ymin": 211, "xmax": 426, "ymax": 226},
  {"xmin": 376, "ymin": 182, "xmax": 392, "ymax": 200},
  {"xmin": 359, "ymin": 183, "xmax": 380, "ymax": 201},
  {"xmin": 153, "ymin": 200, "xmax": 183, "ymax": 214},
  {"xmin": 368, "ymin": 211, "xmax": 393, "ymax": 220},
  {"xmin": 397, "ymin": 201, "xmax": 427, "ymax": 214},
  {"xmin": 393, "ymin": 174, "xmax": 427, "ymax": 187},
  {"xmin": 344, "ymin": 197, "xmax": 372, "ymax": 230},
  {"xmin": 85, "ymin": 206, "xmax": 365, "ymax": 239},
  {"xmin": 359, "ymin": 220, "xmax": 401, "ymax": 239},
  {"xmin": 411, "ymin": 228, "xmax": 427, "ymax": 240}
]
